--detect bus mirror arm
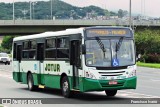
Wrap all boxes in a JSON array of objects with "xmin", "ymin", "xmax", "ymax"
[{"xmin": 82, "ymin": 44, "xmax": 86, "ymax": 54}]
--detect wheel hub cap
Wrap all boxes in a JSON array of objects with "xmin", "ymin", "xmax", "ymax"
[{"xmin": 63, "ymin": 81, "xmax": 68, "ymax": 92}]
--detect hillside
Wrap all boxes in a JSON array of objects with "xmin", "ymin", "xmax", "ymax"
[{"xmin": 0, "ymin": 0, "xmax": 127, "ymax": 20}]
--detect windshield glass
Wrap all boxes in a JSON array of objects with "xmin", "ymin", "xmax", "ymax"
[
  {"xmin": 0, "ymin": 53, "xmax": 8, "ymax": 57},
  {"xmin": 86, "ymin": 40, "xmax": 112, "ymax": 67},
  {"xmin": 85, "ymin": 39, "xmax": 135, "ymax": 67}
]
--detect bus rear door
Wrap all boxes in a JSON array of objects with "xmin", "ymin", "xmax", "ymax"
[{"xmin": 13, "ymin": 43, "xmax": 22, "ymax": 82}]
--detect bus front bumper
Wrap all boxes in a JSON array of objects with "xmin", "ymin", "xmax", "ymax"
[{"xmin": 81, "ymin": 76, "xmax": 137, "ymax": 92}]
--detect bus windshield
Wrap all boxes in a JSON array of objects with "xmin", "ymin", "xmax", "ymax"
[{"xmin": 85, "ymin": 39, "xmax": 135, "ymax": 67}]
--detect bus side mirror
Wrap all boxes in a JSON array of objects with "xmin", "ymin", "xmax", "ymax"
[{"xmin": 82, "ymin": 44, "xmax": 86, "ymax": 54}]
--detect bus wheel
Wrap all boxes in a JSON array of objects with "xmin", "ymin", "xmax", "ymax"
[
  {"xmin": 105, "ymin": 90, "xmax": 117, "ymax": 96},
  {"xmin": 27, "ymin": 73, "xmax": 36, "ymax": 91},
  {"xmin": 61, "ymin": 76, "xmax": 72, "ymax": 98}
]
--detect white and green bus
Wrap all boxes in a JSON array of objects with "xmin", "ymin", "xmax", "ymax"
[{"xmin": 12, "ymin": 26, "xmax": 137, "ymax": 97}]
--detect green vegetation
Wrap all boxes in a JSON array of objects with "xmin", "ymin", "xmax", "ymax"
[
  {"xmin": 137, "ymin": 62, "xmax": 160, "ymax": 68},
  {"xmin": 135, "ymin": 28, "xmax": 160, "ymax": 63},
  {"xmin": 1, "ymin": 36, "xmax": 15, "ymax": 53},
  {"xmin": 1, "ymin": 36, "xmax": 14, "ymax": 51},
  {"xmin": 0, "ymin": 45, "xmax": 11, "ymax": 53},
  {"xmin": 118, "ymin": 9, "xmax": 128, "ymax": 18},
  {"xmin": 0, "ymin": 0, "xmax": 127, "ymax": 20}
]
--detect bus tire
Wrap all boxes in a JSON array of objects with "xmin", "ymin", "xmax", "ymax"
[
  {"xmin": 61, "ymin": 76, "xmax": 72, "ymax": 98},
  {"xmin": 27, "ymin": 73, "xmax": 37, "ymax": 91},
  {"xmin": 105, "ymin": 90, "xmax": 117, "ymax": 96}
]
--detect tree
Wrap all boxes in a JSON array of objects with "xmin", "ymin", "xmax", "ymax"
[
  {"xmin": 123, "ymin": 10, "xmax": 128, "ymax": 17},
  {"xmin": 135, "ymin": 29, "xmax": 160, "ymax": 63},
  {"xmin": 1, "ymin": 36, "xmax": 15, "ymax": 52},
  {"xmin": 118, "ymin": 9, "xmax": 128, "ymax": 18},
  {"xmin": 110, "ymin": 11, "xmax": 117, "ymax": 16},
  {"xmin": 104, "ymin": 9, "xmax": 110, "ymax": 17},
  {"xmin": 118, "ymin": 9, "xmax": 123, "ymax": 18}
]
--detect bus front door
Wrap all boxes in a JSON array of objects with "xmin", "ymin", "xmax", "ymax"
[
  {"xmin": 37, "ymin": 43, "xmax": 45, "ymax": 85},
  {"xmin": 70, "ymin": 40, "xmax": 81, "ymax": 89}
]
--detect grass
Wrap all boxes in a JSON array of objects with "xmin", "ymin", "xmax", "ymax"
[{"xmin": 137, "ymin": 62, "xmax": 160, "ymax": 69}]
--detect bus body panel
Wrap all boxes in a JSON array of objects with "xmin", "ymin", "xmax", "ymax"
[
  {"xmin": 20, "ymin": 61, "xmax": 40, "ymax": 84},
  {"xmin": 81, "ymin": 76, "xmax": 137, "ymax": 92},
  {"xmin": 43, "ymin": 61, "xmax": 72, "ymax": 88}
]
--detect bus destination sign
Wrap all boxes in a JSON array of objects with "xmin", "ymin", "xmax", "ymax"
[{"xmin": 86, "ymin": 28, "xmax": 132, "ymax": 37}]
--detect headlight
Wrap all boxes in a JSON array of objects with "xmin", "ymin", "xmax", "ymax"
[
  {"xmin": 128, "ymin": 69, "xmax": 136, "ymax": 77},
  {"xmin": 85, "ymin": 71, "xmax": 96, "ymax": 79}
]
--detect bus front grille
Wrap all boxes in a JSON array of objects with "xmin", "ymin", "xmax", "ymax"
[{"xmin": 98, "ymin": 71, "xmax": 125, "ymax": 76}]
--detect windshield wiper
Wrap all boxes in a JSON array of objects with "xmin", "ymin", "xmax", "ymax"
[
  {"xmin": 95, "ymin": 37, "xmax": 106, "ymax": 59},
  {"xmin": 116, "ymin": 37, "xmax": 124, "ymax": 52}
]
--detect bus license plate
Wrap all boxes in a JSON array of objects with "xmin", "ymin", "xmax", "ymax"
[{"xmin": 109, "ymin": 81, "xmax": 117, "ymax": 85}]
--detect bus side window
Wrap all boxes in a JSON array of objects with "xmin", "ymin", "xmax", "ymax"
[
  {"xmin": 57, "ymin": 37, "xmax": 69, "ymax": 59},
  {"xmin": 45, "ymin": 38, "xmax": 56, "ymax": 59},
  {"xmin": 22, "ymin": 41, "xmax": 29, "ymax": 59},
  {"xmin": 29, "ymin": 40, "xmax": 36, "ymax": 59},
  {"xmin": 29, "ymin": 51, "xmax": 36, "ymax": 59},
  {"xmin": 22, "ymin": 51, "xmax": 29, "ymax": 59}
]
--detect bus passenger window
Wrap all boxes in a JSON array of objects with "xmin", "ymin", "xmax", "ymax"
[
  {"xmin": 29, "ymin": 51, "xmax": 36, "ymax": 59},
  {"xmin": 45, "ymin": 50, "xmax": 56, "ymax": 58},
  {"xmin": 57, "ymin": 37, "xmax": 69, "ymax": 48},
  {"xmin": 57, "ymin": 37, "xmax": 69, "ymax": 59},
  {"xmin": 22, "ymin": 51, "xmax": 29, "ymax": 59},
  {"xmin": 23, "ymin": 41, "xmax": 30, "ymax": 50},
  {"xmin": 45, "ymin": 38, "xmax": 56, "ymax": 59},
  {"xmin": 30, "ymin": 40, "xmax": 36, "ymax": 49},
  {"xmin": 46, "ymin": 39, "xmax": 56, "ymax": 48},
  {"xmin": 57, "ymin": 49, "xmax": 69, "ymax": 58}
]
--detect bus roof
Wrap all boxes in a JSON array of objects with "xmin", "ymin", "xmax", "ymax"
[
  {"xmin": 13, "ymin": 26, "xmax": 132, "ymax": 41},
  {"xmin": 13, "ymin": 28, "xmax": 84, "ymax": 41}
]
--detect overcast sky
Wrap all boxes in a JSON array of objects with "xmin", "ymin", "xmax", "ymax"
[{"xmin": 1, "ymin": 0, "xmax": 160, "ymax": 17}]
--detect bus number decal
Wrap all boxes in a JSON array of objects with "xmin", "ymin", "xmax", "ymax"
[{"xmin": 45, "ymin": 64, "xmax": 60, "ymax": 72}]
